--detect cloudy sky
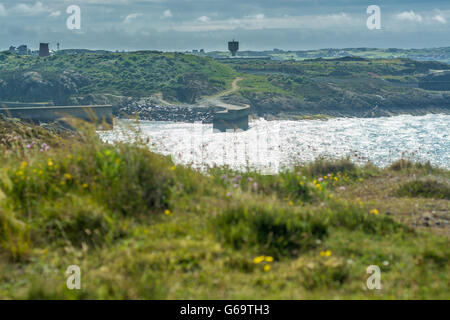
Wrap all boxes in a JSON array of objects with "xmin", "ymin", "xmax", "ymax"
[{"xmin": 0, "ymin": 0, "xmax": 449, "ymax": 52}]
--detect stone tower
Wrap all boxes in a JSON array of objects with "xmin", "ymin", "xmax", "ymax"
[
  {"xmin": 39, "ymin": 43, "xmax": 50, "ymax": 57},
  {"xmin": 228, "ymin": 40, "xmax": 239, "ymax": 57}
]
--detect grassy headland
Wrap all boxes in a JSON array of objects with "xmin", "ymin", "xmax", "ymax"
[
  {"xmin": 1, "ymin": 51, "xmax": 450, "ymax": 118},
  {"xmin": 0, "ymin": 119, "xmax": 448, "ymax": 299}
]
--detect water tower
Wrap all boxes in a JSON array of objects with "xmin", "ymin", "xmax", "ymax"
[
  {"xmin": 228, "ymin": 40, "xmax": 239, "ymax": 57},
  {"xmin": 39, "ymin": 43, "xmax": 50, "ymax": 57}
]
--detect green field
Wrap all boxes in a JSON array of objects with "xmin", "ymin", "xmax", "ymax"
[
  {"xmin": 1, "ymin": 51, "xmax": 450, "ymax": 118},
  {"xmin": 0, "ymin": 119, "xmax": 448, "ymax": 299}
]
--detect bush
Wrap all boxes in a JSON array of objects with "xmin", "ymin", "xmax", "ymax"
[
  {"xmin": 302, "ymin": 159, "xmax": 356, "ymax": 177},
  {"xmin": 214, "ymin": 200, "xmax": 328, "ymax": 258},
  {"xmin": 0, "ymin": 202, "xmax": 30, "ymax": 261},
  {"xmin": 389, "ymin": 159, "xmax": 435, "ymax": 173},
  {"xmin": 394, "ymin": 179, "xmax": 450, "ymax": 200},
  {"xmin": 32, "ymin": 196, "xmax": 114, "ymax": 247}
]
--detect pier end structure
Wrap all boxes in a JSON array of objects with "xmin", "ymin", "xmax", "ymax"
[
  {"xmin": 213, "ymin": 104, "xmax": 250, "ymax": 132},
  {"xmin": 0, "ymin": 103, "xmax": 113, "ymax": 127}
]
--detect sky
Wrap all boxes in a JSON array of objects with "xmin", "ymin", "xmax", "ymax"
[{"xmin": 0, "ymin": 0, "xmax": 450, "ymax": 52}]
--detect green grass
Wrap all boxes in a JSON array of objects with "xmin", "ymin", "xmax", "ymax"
[
  {"xmin": 0, "ymin": 119, "xmax": 449, "ymax": 299},
  {"xmin": 0, "ymin": 51, "xmax": 238, "ymax": 104}
]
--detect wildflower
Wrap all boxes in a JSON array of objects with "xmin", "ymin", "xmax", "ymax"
[
  {"xmin": 226, "ymin": 192, "xmax": 231, "ymax": 197},
  {"xmin": 21, "ymin": 161, "xmax": 28, "ymax": 169},
  {"xmin": 288, "ymin": 200, "xmax": 294, "ymax": 206},
  {"xmin": 41, "ymin": 143, "xmax": 50, "ymax": 151},
  {"xmin": 370, "ymin": 209, "xmax": 379, "ymax": 215},
  {"xmin": 318, "ymin": 177, "xmax": 324, "ymax": 182},
  {"xmin": 339, "ymin": 186, "xmax": 346, "ymax": 191},
  {"xmin": 264, "ymin": 264, "xmax": 271, "ymax": 272},
  {"xmin": 232, "ymin": 175, "xmax": 242, "ymax": 183},
  {"xmin": 171, "ymin": 166, "xmax": 176, "ymax": 171},
  {"xmin": 64, "ymin": 173, "xmax": 73, "ymax": 180},
  {"xmin": 265, "ymin": 256, "xmax": 274, "ymax": 262},
  {"xmin": 67, "ymin": 155, "xmax": 73, "ymax": 160},
  {"xmin": 299, "ymin": 181, "xmax": 304, "ymax": 186},
  {"xmin": 233, "ymin": 184, "xmax": 239, "ymax": 188},
  {"xmin": 324, "ymin": 176, "xmax": 328, "ymax": 179},
  {"xmin": 313, "ymin": 180, "xmax": 317, "ymax": 184},
  {"xmin": 221, "ymin": 174, "xmax": 227, "ymax": 180},
  {"xmin": 334, "ymin": 177, "xmax": 338, "ymax": 181},
  {"xmin": 47, "ymin": 159, "xmax": 53, "ymax": 167},
  {"xmin": 26, "ymin": 144, "xmax": 32, "ymax": 149},
  {"xmin": 247, "ymin": 177, "xmax": 253, "ymax": 182},
  {"xmin": 320, "ymin": 250, "xmax": 332, "ymax": 257},
  {"xmin": 82, "ymin": 183, "xmax": 89, "ymax": 189},
  {"xmin": 164, "ymin": 209, "xmax": 172, "ymax": 216},
  {"xmin": 253, "ymin": 182, "xmax": 258, "ymax": 189},
  {"xmin": 253, "ymin": 256, "xmax": 265, "ymax": 264}
]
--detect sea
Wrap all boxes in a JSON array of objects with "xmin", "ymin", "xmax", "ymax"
[{"xmin": 99, "ymin": 114, "xmax": 450, "ymax": 173}]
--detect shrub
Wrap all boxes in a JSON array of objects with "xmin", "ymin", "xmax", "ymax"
[
  {"xmin": 214, "ymin": 201, "xmax": 328, "ymax": 258},
  {"xmin": 302, "ymin": 159, "xmax": 356, "ymax": 177},
  {"xmin": 0, "ymin": 202, "xmax": 30, "ymax": 261},
  {"xmin": 31, "ymin": 196, "xmax": 114, "ymax": 247},
  {"xmin": 394, "ymin": 179, "xmax": 450, "ymax": 200}
]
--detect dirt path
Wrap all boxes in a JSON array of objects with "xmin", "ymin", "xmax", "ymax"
[{"xmin": 200, "ymin": 77, "xmax": 245, "ymax": 110}]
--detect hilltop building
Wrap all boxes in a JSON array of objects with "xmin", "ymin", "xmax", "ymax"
[
  {"xmin": 39, "ymin": 43, "xmax": 50, "ymax": 57},
  {"xmin": 8, "ymin": 45, "xmax": 30, "ymax": 55},
  {"xmin": 228, "ymin": 40, "xmax": 239, "ymax": 56}
]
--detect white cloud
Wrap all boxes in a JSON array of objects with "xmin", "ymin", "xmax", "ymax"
[
  {"xmin": 175, "ymin": 12, "xmax": 355, "ymax": 32},
  {"xmin": 49, "ymin": 10, "xmax": 61, "ymax": 18},
  {"xmin": 10, "ymin": 2, "xmax": 52, "ymax": 16},
  {"xmin": 123, "ymin": 13, "xmax": 143, "ymax": 23},
  {"xmin": 0, "ymin": 4, "xmax": 6, "ymax": 17},
  {"xmin": 197, "ymin": 16, "xmax": 211, "ymax": 23},
  {"xmin": 162, "ymin": 9, "xmax": 172, "ymax": 19},
  {"xmin": 433, "ymin": 14, "xmax": 447, "ymax": 24},
  {"xmin": 397, "ymin": 11, "xmax": 423, "ymax": 23}
]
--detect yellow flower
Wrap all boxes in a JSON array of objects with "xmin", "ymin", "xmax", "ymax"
[
  {"xmin": 264, "ymin": 264, "xmax": 271, "ymax": 272},
  {"xmin": 299, "ymin": 181, "xmax": 304, "ymax": 186},
  {"xmin": 164, "ymin": 209, "xmax": 172, "ymax": 215},
  {"xmin": 67, "ymin": 155, "xmax": 73, "ymax": 160},
  {"xmin": 370, "ymin": 209, "xmax": 379, "ymax": 215},
  {"xmin": 324, "ymin": 176, "xmax": 328, "ymax": 179},
  {"xmin": 288, "ymin": 200, "xmax": 294, "ymax": 206},
  {"xmin": 47, "ymin": 159, "xmax": 53, "ymax": 167},
  {"xmin": 171, "ymin": 166, "xmax": 176, "ymax": 171},
  {"xmin": 313, "ymin": 179, "xmax": 317, "ymax": 184},
  {"xmin": 334, "ymin": 177, "xmax": 338, "ymax": 181},
  {"xmin": 253, "ymin": 256, "xmax": 265, "ymax": 264},
  {"xmin": 320, "ymin": 250, "xmax": 332, "ymax": 257},
  {"xmin": 265, "ymin": 256, "xmax": 274, "ymax": 262},
  {"xmin": 64, "ymin": 173, "xmax": 72, "ymax": 180},
  {"xmin": 82, "ymin": 183, "xmax": 89, "ymax": 189},
  {"xmin": 21, "ymin": 161, "xmax": 28, "ymax": 169}
]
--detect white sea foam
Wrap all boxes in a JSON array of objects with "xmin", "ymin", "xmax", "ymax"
[{"xmin": 99, "ymin": 114, "xmax": 450, "ymax": 172}]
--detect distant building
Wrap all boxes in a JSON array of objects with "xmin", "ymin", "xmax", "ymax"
[
  {"xmin": 39, "ymin": 43, "xmax": 50, "ymax": 57},
  {"xmin": 228, "ymin": 40, "xmax": 239, "ymax": 57},
  {"xmin": 17, "ymin": 45, "xmax": 28, "ymax": 55}
]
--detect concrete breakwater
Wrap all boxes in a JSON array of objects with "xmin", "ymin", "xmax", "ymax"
[
  {"xmin": 117, "ymin": 104, "xmax": 215, "ymax": 123},
  {"xmin": 0, "ymin": 102, "xmax": 113, "ymax": 125}
]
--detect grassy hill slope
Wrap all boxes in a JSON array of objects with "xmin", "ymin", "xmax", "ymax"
[{"xmin": 0, "ymin": 119, "xmax": 449, "ymax": 299}]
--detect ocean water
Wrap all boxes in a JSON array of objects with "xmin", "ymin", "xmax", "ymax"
[{"xmin": 100, "ymin": 114, "xmax": 450, "ymax": 173}]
